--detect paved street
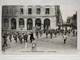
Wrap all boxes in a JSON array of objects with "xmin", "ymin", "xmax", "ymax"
[{"xmin": 2, "ymin": 33, "xmax": 77, "ymax": 54}]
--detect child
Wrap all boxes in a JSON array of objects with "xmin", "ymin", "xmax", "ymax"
[
  {"xmin": 63, "ymin": 34, "xmax": 67, "ymax": 44},
  {"xmin": 31, "ymin": 40, "xmax": 36, "ymax": 52}
]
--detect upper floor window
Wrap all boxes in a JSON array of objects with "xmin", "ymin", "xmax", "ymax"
[
  {"xmin": 20, "ymin": 7, "xmax": 23, "ymax": 14},
  {"xmin": 45, "ymin": 8, "xmax": 50, "ymax": 14},
  {"xmin": 28, "ymin": 8, "xmax": 32, "ymax": 14},
  {"xmin": 6, "ymin": 8, "xmax": 8, "ymax": 14},
  {"xmin": 4, "ymin": 7, "xmax": 8, "ymax": 14},
  {"xmin": 37, "ymin": 8, "xmax": 40, "ymax": 14}
]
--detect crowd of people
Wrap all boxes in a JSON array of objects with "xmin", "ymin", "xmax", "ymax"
[{"xmin": 2, "ymin": 26, "xmax": 77, "ymax": 51}]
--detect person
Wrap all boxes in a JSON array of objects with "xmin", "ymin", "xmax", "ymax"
[
  {"xmin": 19, "ymin": 33, "xmax": 22, "ymax": 43},
  {"xmin": 23, "ymin": 32, "xmax": 28, "ymax": 42},
  {"xmin": 39, "ymin": 29, "xmax": 43, "ymax": 37},
  {"xmin": 75, "ymin": 29, "xmax": 77, "ymax": 36},
  {"xmin": 63, "ymin": 34, "xmax": 67, "ymax": 44},
  {"xmin": 2, "ymin": 33, "xmax": 7, "ymax": 47},
  {"xmin": 13, "ymin": 33, "xmax": 17, "ymax": 42},
  {"xmin": 9, "ymin": 32, "xmax": 12, "ymax": 42},
  {"xmin": 31, "ymin": 40, "xmax": 36, "ymax": 52},
  {"xmin": 45, "ymin": 29, "xmax": 49, "ymax": 38},
  {"xmin": 49, "ymin": 29, "xmax": 53, "ymax": 38},
  {"xmin": 35, "ymin": 30, "xmax": 39, "ymax": 38},
  {"xmin": 61, "ymin": 29, "xmax": 64, "ymax": 35},
  {"xmin": 73, "ymin": 29, "xmax": 75, "ymax": 36},
  {"xmin": 54, "ymin": 29, "xmax": 57, "ymax": 37},
  {"xmin": 29, "ymin": 32, "xmax": 35, "ymax": 43}
]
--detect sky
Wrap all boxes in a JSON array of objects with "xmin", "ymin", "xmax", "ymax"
[{"xmin": 60, "ymin": 5, "xmax": 77, "ymax": 22}]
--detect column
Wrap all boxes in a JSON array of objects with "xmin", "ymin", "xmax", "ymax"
[
  {"xmin": 33, "ymin": 18, "xmax": 35, "ymax": 28},
  {"xmin": 9, "ymin": 18, "xmax": 11, "ymax": 30},
  {"xmin": 24, "ymin": 18, "xmax": 27, "ymax": 30},
  {"xmin": 16, "ymin": 18, "xmax": 19, "ymax": 31},
  {"xmin": 33, "ymin": 18, "xmax": 35, "ymax": 31},
  {"xmin": 41, "ymin": 18, "xmax": 44, "ymax": 30}
]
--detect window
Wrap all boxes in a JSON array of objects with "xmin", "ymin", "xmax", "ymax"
[
  {"xmin": 5, "ymin": 7, "xmax": 8, "ymax": 14},
  {"xmin": 6, "ymin": 8, "xmax": 8, "ymax": 14},
  {"xmin": 28, "ymin": 8, "xmax": 32, "ymax": 14},
  {"xmin": 45, "ymin": 8, "xmax": 50, "ymax": 14},
  {"xmin": 35, "ymin": 18, "xmax": 41, "ymax": 29},
  {"xmin": 11, "ymin": 18, "xmax": 16, "ymax": 29},
  {"xmin": 20, "ymin": 8, "xmax": 23, "ymax": 14},
  {"xmin": 4, "ymin": 18, "xmax": 9, "ymax": 28},
  {"xmin": 44, "ymin": 18, "xmax": 50, "ymax": 30},
  {"xmin": 27, "ymin": 18, "xmax": 33, "ymax": 30},
  {"xmin": 37, "ymin": 8, "xmax": 40, "ymax": 14},
  {"xmin": 19, "ymin": 18, "xmax": 24, "ymax": 28}
]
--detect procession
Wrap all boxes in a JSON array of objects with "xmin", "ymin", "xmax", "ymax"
[{"xmin": 2, "ymin": 26, "xmax": 77, "ymax": 52}]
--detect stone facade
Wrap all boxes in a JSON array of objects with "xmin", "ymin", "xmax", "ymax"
[{"xmin": 2, "ymin": 5, "xmax": 62, "ymax": 31}]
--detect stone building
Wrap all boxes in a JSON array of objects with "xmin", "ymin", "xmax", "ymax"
[
  {"xmin": 2, "ymin": 5, "xmax": 63, "ymax": 32},
  {"xmin": 66, "ymin": 12, "xmax": 77, "ymax": 29}
]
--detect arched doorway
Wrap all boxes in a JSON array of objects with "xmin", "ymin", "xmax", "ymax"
[
  {"xmin": 11, "ymin": 18, "xmax": 16, "ymax": 29},
  {"xmin": 27, "ymin": 18, "xmax": 33, "ymax": 30},
  {"xmin": 19, "ymin": 18, "xmax": 24, "ymax": 28},
  {"xmin": 3, "ymin": 18, "xmax": 9, "ymax": 28},
  {"xmin": 44, "ymin": 18, "xmax": 50, "ymax": 29},
  {"xmin": 35, "ymin": 18, "xmax": 41, "ymax": 29}
]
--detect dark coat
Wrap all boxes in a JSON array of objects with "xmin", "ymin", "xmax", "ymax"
[
  {"xmin": 29, "ymin": 33, "xmax": 35, "ymax": 40},
  {"xmin": 23, "ymin": 34, "xmax": 28, "ymax": 40}
]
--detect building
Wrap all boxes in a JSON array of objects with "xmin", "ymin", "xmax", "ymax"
[
  {"xmin": 2, "ymin": 5, "xmax": 63, "ymax": 32},
  {"xmin": 66, "ymin": 12, "xmax": 77, "ymax": 29},
  {"xmin": 67, "ymin": 16, "xmax": 73, "ymax": 26}
]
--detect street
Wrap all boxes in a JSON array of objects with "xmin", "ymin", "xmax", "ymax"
[{"xmin": 2, "ymin": 33, "xmax": 77, "ymax": 54}]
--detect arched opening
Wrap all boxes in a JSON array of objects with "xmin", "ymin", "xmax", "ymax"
[
  {"xmin": 11, "ymin": 18, "xmax": 16, "ymax": 29},
  {"xmin": 35, "ymin": 18, "xmax": 41, "ymax": 29},
  {"xmin": 44, "ymin": 18, "xmax": 50, "ymax": 29},
  {"xmin": 27, "ymin": 18, "xmax": 33, "ymax": 30},
  {"xmin": 4, "ymin": 18, "xmax": 9, "ymax": 28},
  {"xmin": 19, "ymin": 18, "xmax": 24, "ymax": 28}
]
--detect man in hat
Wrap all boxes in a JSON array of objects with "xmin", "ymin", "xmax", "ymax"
[{"xmin": 29, "ymin": 32, "xmax": 35, "ymax": 43}]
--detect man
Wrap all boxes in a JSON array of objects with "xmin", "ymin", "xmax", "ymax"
[
  {"xmin": 29, "ymin": 32, "xmax": 35, "ymax": 43},
  {"xmin": 49, "ymin": 29, "xmax": 53, "ymax": 38},
  {"xmin": 23, "ymin": 32, "xmax": 28, "ymax": 42},
  {"xmin": 73, "ymin": 29, "xmax": 75, "ymax": 36},
  {"xmin": 35, "ymin": 30, "xmax": 39, "ymax": 38},
  {"xmin": 75, "ymin": 29, "xmax": 77, "ymax": 36},
  {"xmin": 54, "ymin": 29, "xmax": 57, "ymax": 37},
  {"xmin": 45, "ymin": 29, "xmax": 49, "ymax": 38},
  {"xmin": 9, "ymin": 32, "xmax": 12, "ymax": 42},
  {"xmin": 13, "ymin": 33, "xmax": 17, "ymax": 43},
  {"xmin": 39, "ymin": 29, "xmax": 43, "ymax": 37},
  {"xmin": 2, "ymin": 33, "xmax": 7, "ymax": 47},
  {"xmin": 19, "ymin": 33, "xmax": 22, "ymax": 43}
]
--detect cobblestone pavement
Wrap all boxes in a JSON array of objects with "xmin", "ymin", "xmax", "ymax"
[{"xmin": 2, "ymin": 33, "xmax": 77, "ymax": 54}]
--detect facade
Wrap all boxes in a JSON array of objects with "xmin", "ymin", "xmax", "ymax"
[
  {"xmin": 2, "ymin": 5, "xmax": 62, "ymax": 32},
  {"xmin": 66, "ymin": 12, "xmax": 77, "ymax": 29},
  {"xmin": 67, "ymin": 16, "xmax": 72, "ymax": 25}
]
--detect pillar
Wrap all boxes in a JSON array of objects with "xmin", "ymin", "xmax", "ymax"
[
  {"xmin": 16, "ymin": 18, "xmax": 19, "ymax": 30},
  {"xmin": 41, "ymin": 18, "xmax": 44, "ymax": 30},
  {"xmin": 33, "ymin": 18, "xmax": 35, "ymax": 28},
  {"xmin": 24, "ymin": 18, "xmax": 27, "ymax": 30},
  {"xmin": 9, "ymin": 18, "xmax": 11, "ymax": 30}
]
